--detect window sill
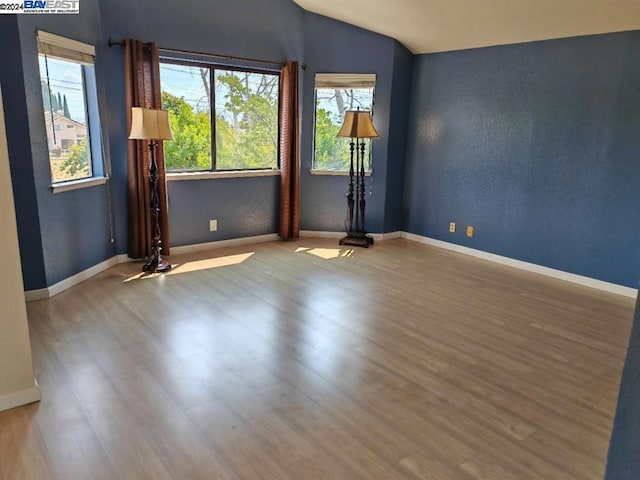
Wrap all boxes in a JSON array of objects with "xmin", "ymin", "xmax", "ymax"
[
  {"xmin": 51, "ymin": 176, "xmax": 108, "ymax": 194},
  {"xmin": 167, "ymin": 169, "xmax": 280, "ymax": 181},
  {"xmin": 310, "ymin": 169, "xmax": 372, "ymax": 176}
]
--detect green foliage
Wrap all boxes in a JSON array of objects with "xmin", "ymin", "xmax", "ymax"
[
  {"xmin": 161, "ymin": 70, "xmax": 278, "ymax": 171},
  {"xmin": 314, "ymin": 107, "xmax": 351, "ymax": 170},
  {"xmin": 61, "ymin": 138, "xmax": 90, "ymax": 176},
  {"xmin": 162, "ymin": 91, "xmax": 211, "ymax": 170},
  {"xmin": 215, "ymin": 71, "xmax": 278, "ymax": 170},
  {"xmin": 313, "ymin": 88, "xmax": 374, "ymax": 170}
]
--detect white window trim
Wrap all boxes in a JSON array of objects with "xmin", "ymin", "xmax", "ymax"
[
  {"xmin": 309, "ymin": 169, "xmax": 372, "ymax": 176},
  {"xmin": 167, "ymin": 169, "xmax": 280, "ymax": 181},
  {"xmin": 51, "ymin": 176, "xmax": 108, "ymax": 194}
]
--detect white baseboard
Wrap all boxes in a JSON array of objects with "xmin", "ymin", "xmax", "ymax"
[
  {"xmin": 24, "ymin": 288, "xmax": 49, "ymax": 302},
  {"xmin": 401, "ymin": 232, "xmax": 638, "ymax": 298},
  {"xmin": 25, "ymin": 254, "xmax": 130, "ymax": 302},
  {"xmin": 0, "ymin": 380, "xmax": 40, "ymax": 412},
  {"xmin": 25, "ymin": 230, "xmax": 632, "ymax": 301},
  {"xmin": 300, "ymin": 230, "xmax": 343, "ymax": 239},
  {"xmin": 377, "ymin": 231, "xmax": 403, "ymax": 241},
  {"xmin": 299, "ymin": 230, "xmax": 403, "ymax": 242},
  {"xmin": 170, "ymin": 233, "xmax": 280, "ymax": 255}
]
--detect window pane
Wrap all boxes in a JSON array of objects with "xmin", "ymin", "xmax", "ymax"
[
  {"xmin": 314, "ymin": 87, "xmax": 374, "ymax": 170},
  {"xmin": 39, "ymin": 55, "xmax": 92, "ymax": 183},
  {"xmin": 214, "ymin": 69, "xmax": 279, "ymax": 170},
  {"xmin": 160, "ymin": 63, "xmax": 212, "ymax": 171}
]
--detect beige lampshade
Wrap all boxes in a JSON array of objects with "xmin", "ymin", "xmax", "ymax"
[
  {"xmin": 128, "ymin": 107, "xmax": 173, "ymax": 140},
  {"xmin": 336, "ymin": 110, "xmax": 379, "ymax": 139}
]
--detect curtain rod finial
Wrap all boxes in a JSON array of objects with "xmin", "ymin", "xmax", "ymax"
[{"xmin": 108, "ymin": 37, "xmax": 124, "ymax": 48}]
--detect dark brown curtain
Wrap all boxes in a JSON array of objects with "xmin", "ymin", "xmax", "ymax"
[
  {"xmin": 278, "ymin": 61, "xmax": 300, "ymax": 240},
  {"xmin": 124, "ymin": 39, "xmax": 170, "ymax": 258}
]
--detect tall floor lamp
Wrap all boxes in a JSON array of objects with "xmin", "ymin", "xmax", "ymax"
[
  {"xmin": 129, "ymin": 107, "xmax": 173, "ymax": 273},
  {"xmin": 337, "ymin": 108, "xmax": 379, "ymax": 248}
]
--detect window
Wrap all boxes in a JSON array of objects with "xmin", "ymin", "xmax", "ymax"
[
  {"xmin": 38, "ymin": 31, "xmax": 103, "ymax": 185},
  {"xmin": 160, "ymin": 61, "xmax": 280, "ymax": 172},
  {"xmin": 313, "ymin": 73, "xmax": 376, "ymax": 171}
]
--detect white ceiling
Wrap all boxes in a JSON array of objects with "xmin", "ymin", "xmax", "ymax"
[{"xmin": 293, "ymin": 0, "xmax": 640, "ymax": 54}]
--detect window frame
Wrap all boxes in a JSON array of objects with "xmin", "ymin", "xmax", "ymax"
[
  {"xmin": 311, "ymin": 74, "xmax": 377, "ymax": 173},
  {"xmin": 159, "ymin": 58, "xmax": 282, "ymax": 174},
  {"xmin": 37, "ymin": 31, "xmax": 106, "ymax": 191}
]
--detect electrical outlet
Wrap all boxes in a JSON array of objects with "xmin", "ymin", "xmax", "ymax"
[
  {"xmin": 449, "ymin": 222, "xmax": 456, "ymax": 233},
  {"xmin": 467, "ymin": 226, "xmax": 474, "ymax": 237},
  {"xmin": 209, "ymin": 219, "xmax": 218, "ymax": 232}
]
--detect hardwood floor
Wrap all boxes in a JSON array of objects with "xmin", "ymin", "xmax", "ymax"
[{"xmin": 0, "ymin": 238, "xmax": 634, "ymax": 479}]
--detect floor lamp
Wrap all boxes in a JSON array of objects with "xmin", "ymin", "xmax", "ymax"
[
  {"xmin": 337, "ymin": 108, "xmax": 379, "ymax": 248},
  {"xmin": 129, "ymin": 107, "xmax": 173, "ymax": 273}
]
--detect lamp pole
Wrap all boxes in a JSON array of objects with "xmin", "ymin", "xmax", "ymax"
[{"xmin": 143, "ymin": 140, "xmax": 170, "ymax": 273}]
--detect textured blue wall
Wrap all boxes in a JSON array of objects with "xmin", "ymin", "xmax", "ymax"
[
  {"xmin": 384, "ymin": 41, "xmax": 413, "ymax": 232},
  {"xmin": 404, "ymin": 31, "xmax": 640, "ymax": 288},
  {"xmin": 98, "ymin": 0, "xmax": 304, "ymax": 250},
  {"xmin": 167, "ymin": 177, "xmax": 279, "ymax": 246},
  {"xmin": 300, "ymin": 13, "xmax": 396, "ymax": 233},
  {"xmin": 15, "ymin": 1, "xmax": 117, "ymax": 286},
  {"xmin": 606, "ymin": 294, "xmax": 640, "ymax": 478},
  {"xmin": 0, "ymin": 16, "xmax": 47, "ymax": 290}
]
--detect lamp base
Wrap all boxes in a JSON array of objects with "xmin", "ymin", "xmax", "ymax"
[
  {"xmin": 339, "ymin": 232, "xmax": 374, "ymax": 248},
  {"xmin": 142, "ymin": 256, "xmax": 172, "ymax": 273}
]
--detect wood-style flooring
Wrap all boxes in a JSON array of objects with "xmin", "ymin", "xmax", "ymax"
[{"xmin": 0, "ymin": 238, "xmax": 634, "ymax": 479}]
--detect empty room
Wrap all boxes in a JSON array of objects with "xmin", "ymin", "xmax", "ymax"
[{"xmin": 1, "ymin": 0, "xmax": 640, "ymax": 478}]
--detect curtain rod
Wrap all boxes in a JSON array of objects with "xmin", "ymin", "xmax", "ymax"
[{"xmin": 107, "ymin": 38, "xmax": 306, "ymax": 70}]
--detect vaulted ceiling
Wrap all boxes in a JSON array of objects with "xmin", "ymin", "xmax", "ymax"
[{"xmin": 293, "ymin": 0, "xmax": 640, "ymax": 54}]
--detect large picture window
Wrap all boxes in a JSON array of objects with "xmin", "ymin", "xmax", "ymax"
[
  {"xmin": 38, "ymin": 31, "xmax": 102, "ymax": 185},
  {"xmin": 313, "ymin": 73, "xmax": 376, "ymax": 171},
  {"xmin": 160, "ymin": 61, "xmax": 280, "ymax": 172}
]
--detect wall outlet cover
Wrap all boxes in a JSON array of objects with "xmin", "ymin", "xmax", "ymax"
[
  {"xmin": 209, "ymin": 220, "xmax": 218, "ymax": 232},
  {"xmin": 467, "ymin": 226, "xmax": 474, "ymax": 237},
  {"xmin": 449, "ymin": 222, "xmax": 456, "ymax": 233}
]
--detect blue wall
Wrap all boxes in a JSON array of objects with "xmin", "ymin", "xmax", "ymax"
[
  {"xmin": 606, "ymin": 294, "xmax": 640, "ymax": 478},
  {"xmin": 384, "ymin": 41, "xmax": 413, "ymax": 232},
  {"xmin": 404, "ymin": 31, "xmax": 640, "ymax": 288},
  {"xmin": 0, "ymin": 15, "xmax": 47, "ymax": 290},
  {"xmin": 167, "ymin": 177, "xmax": 279, "ymax": 246},
  {"xmin": 14, "ymin": 0, "xmax": 117, "ymax": 287}
]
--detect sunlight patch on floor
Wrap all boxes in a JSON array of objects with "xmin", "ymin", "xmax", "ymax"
[
  {"xmin": 295, "ymin": 247, "xmax": 354, "ymax": 259},
  {"xmin": 124, "ymin": 252, "xmax": 254, "ymax": 282}
]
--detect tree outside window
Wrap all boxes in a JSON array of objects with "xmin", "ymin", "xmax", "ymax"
[
  {"xmin": 159, "ymin": 62, "xmax": 279, "ymax": 172},
  {"xmin": 313, "ymin": 75, "xmax": 375, "ymax": 171}
]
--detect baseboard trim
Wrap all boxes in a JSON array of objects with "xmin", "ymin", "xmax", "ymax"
[
  {"xmin": 299, "ymin": 230, "xmax": 343, "ymax": 239},
  {"xmin": 26, "ymin": 231, "xmax": 631, "ymax": 301},
  {"xmin": 0, "ymin": 381, "xmax": 40, "ymax": 412},
  {"xmin": 25, "ymin": 254, "xmax": 130, "ymax": 302},
  {"xmin": 401, "ymin": 232, "xmax": 637, "ymax": 298},
  {"xmin": 24, "ymin": 288, "xmax": 49, "ymax": 302},
  {"xmin": 170, "ymin": 233, "xmax": 280, "ymax": 255},
  {"xmin": 299, "ymin": 230, "xmax": 403, "ymax": 242}
]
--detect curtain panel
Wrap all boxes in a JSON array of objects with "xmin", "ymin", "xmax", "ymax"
[
  {"xmin": 278, "ymin": 61, "xmax": 300, "ymax": 240},
  {"xmin": 123, "ymin": 39, "xmax": 170, "ymax": 258}
]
